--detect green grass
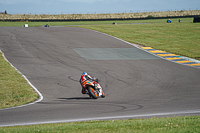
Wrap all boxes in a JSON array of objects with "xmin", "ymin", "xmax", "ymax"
[
  {"xmin": 0, "ymin": 19, "xmax": 171, "ymax": 27},
  {"xmin": 0, "ymin": 21, "xmax": 112, "ymax": 27},
  {"xmin": 0, "ymin": 116, "xmax": 200, "ymax": 132},
  {"xmin": 0, "ymin": 52, "xmax": 38, "ymax": 109}
]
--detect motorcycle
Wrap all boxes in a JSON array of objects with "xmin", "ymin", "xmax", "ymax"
[{"xmin": 81, "ymin": 79, "xmax": 105, "ymax": 99}]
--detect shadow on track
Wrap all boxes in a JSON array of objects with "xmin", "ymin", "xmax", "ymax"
[{"xmin": 58, "ymin": 97, "xmax": 92, "ymax": 100}]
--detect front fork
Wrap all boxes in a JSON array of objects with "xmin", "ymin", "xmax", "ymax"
[
  {"xmin": 94, "ymin": 83, "xmax": 103, "ymax": 96},
  {"xmin": 98, "ymin": 88, "xmax": 103, "ymax": 96}
]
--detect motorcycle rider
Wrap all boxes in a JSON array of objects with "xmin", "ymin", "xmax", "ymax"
[{"xmin": 80, "ymin": 72, "xmax": 97, "ymax": 94}]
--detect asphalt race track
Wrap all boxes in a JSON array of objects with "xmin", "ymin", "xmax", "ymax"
[{"xmin": 0, "ymin": 27, "xmax": 200, "ymax": 127}]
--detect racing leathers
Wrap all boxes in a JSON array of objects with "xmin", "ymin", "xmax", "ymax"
[{"xmin": 80, "ymin": 72, "xmax": 94, "ymax": 94}]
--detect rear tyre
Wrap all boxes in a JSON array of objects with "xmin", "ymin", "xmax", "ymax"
[{"xmin": 87, "ymin": 86, "xmax": 98, "ymax": 99}]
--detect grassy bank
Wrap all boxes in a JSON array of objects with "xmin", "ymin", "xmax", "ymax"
[
  {"xmin": 0, "ymin": 52, "xmax": 38, "ymax": 109},
  {"xmin": 1, "ymin": 116, "xmax": 200, "ymax": 132}
]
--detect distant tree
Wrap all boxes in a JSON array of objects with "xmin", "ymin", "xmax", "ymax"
[{"xmin": 5, "ymin": 10, "xmax": 7, "ymax": 14}]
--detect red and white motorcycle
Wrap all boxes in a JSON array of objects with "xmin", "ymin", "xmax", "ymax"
[{"xmin": 81, "ymin": 79, "xmax": 105, "ymax": 99}]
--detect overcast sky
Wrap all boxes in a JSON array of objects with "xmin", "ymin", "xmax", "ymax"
[{"xmin": 0, "ymin": 0, "xmax": 199, "ymax": 14}]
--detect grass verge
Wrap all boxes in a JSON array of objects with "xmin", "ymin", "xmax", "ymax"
[
  {"xmin": 0, "ymin": 19, "xmax": 172, "ymax": 27},
  {"xmin": 0, "ymin": 116, "xmax": 200, "ymax": 132},
  {"xmin": 0, "ymin": 52, "xmax": 38, "ymax": 109}
]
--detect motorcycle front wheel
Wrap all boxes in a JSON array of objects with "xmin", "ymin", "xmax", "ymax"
[
  {"xmin": 87, "ymin": 86, "xmax": 98, "ymax": 99},
  {"xmin": 101, "ymin": 91, "xmax": 105, "ymax": 98}
]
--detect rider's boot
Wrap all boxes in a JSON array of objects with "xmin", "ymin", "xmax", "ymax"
[{"xmin": 81, "ymin": 88, "xmax": 88, "ymax": 94}]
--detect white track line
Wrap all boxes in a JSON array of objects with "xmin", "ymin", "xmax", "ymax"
[{"xmin": 0, "ymin": 49, "xmax": 43, "ymax": 111}]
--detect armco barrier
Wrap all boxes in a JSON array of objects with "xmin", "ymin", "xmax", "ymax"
[{"xmin": 193, "ymin": 16, "xmax": 200, "ymax": 23}]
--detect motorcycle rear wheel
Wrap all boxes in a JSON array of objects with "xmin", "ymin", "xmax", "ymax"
[{"xmin": 87, "ymin": 86, "xmax": 98, "ymax": 99}]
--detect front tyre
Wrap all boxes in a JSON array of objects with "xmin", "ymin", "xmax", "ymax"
[
  {"xmin": 87, "ymin": 86, "xmax": 98, "ymax": 99},
  {"xmin": 101, "ymin": 91, "xmax": 105, "ymax": 98}
]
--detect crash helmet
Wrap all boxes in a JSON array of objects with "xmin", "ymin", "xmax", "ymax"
[{"xmin": 82, "ymin": 72, "xmax": 88, "ymax": 76}]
